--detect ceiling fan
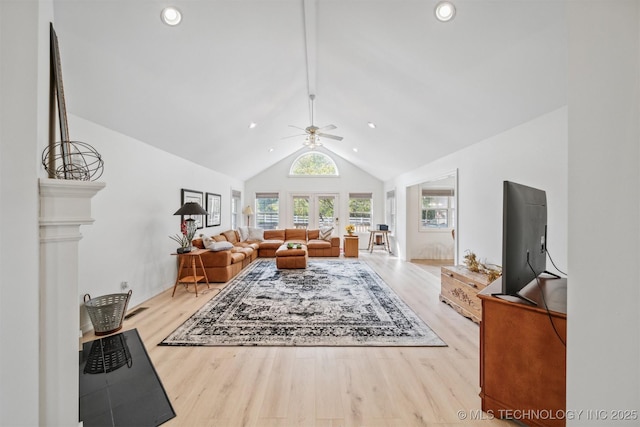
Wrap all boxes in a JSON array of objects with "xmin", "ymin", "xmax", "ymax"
[{"xmin": 286, "ymin": 94, "xmax": 343, "ymax": 149}]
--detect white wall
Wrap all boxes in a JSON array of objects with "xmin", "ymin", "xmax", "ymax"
[
  {"xmin": 70, "ymin": 115, "xmax": 243, "ymax": 330},
  {"xmin": 388, "ymin": 107, "xmax": 568, "ymax": 272},
  {"xmin": 244, "ymin": 147, "xmax": 384, "ymax": 248},
  {"xmin": 0, "ymin": 1, "xmax": 52, "ymax": 425},
  {"xmin": 567, "ymin": 2, "xmax": 640, "ymax": 423}
]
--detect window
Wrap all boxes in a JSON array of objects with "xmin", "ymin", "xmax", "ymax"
[
  {"xmin": 348, "ymin": 193, "xmax": 372, "ymax": 233},
  {"xmin": 386, "ymin": 190, "xmax": 396, "ymax": 233},
  {"xmin": 289, "ymin": 152, "xmax": 338, "ymax": 176},
  {"xmin": 230, "ymin": 190, "xmax": 241, "ymax": 230},
  {"xmin": 421, "ymin": 189, "xmax": 454, "ymax": 229},
  {"xmin": 255, "ymin": 192, "xmax": 279, "ymax": 230}
]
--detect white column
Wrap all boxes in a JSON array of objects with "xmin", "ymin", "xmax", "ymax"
[
  {"xmin": 567, "ymin": 1, "xmax": 640, "ymax": 423},
  {"xmin": 39, "ymin": 178, "xmax": 105, "ymax": 426}
]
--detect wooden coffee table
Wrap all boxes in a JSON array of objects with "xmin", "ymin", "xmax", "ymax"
[{"xmin": 275, "ymin": 244, "xmax": 308, "ymax": 269}]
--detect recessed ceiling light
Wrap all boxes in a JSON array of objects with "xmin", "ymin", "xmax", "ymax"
[
  {"xmin": 353, "ymin": 147, "xmax": 358, "ymax": 153},
  {"xmin": 367, "ymin": 122, "xmax": 376, "ymax": 129},
  {"xmin": 248, "ymin": 122, "xmax": 257, "ymax": 129},
  {"xmin": 161, "ymin": 7, "xmax": 182, "ymax": 26},
  {"xmin": 434, "ymin": 1, "xmax": 456, "ymax": 22},
  {"xmin": 268, "ymin": 147, "xmax": 275, "ymax": 152}
]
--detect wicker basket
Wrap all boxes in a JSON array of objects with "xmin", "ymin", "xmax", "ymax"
[{"xmin": 84, "ymin": 290, "xmax": 132, "ymax": 336}]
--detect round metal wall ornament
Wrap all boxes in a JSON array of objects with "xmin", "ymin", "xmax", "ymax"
[{"xmin": 42, "ymin": 141, "xmax": 104, "ymax": 181}]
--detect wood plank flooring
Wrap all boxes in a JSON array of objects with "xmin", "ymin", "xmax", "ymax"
[{"xmin": 83, "ymin": 252, "xmax": 515, "ymax": 427}]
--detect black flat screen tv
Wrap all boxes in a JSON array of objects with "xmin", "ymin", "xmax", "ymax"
[{"xmin": 501, "ymin": 181, "xmax": 547, "ymax": 302}]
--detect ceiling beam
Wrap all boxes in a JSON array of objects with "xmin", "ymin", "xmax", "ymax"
[{"xmin": 303, "ymin": 0, "xmax": 317, "ymax": 124}]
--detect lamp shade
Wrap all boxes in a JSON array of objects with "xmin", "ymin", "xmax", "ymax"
[
  {"xmin": 174, "ymin": 202, "xmax": 207, "ymax": 216},
  {"xmin": 242, "ymin": 205, "xmax": 254, "ymax": 215}
]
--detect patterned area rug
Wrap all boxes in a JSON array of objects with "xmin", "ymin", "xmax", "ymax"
[{"xmin": 160, "ymin": 259, "xmax": 446, "ymax": 347}]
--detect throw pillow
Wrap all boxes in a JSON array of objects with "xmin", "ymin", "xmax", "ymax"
[
  {"xmin": 200, "ymin": 234, "xmax": 215, "ymax": 248},
  {"xmin": 238, "ymin": 226, "xmax": 249, "ymax": 242},
  {"xmin": 319, "ymin": 226, "xmax": 333, "ymax": 241},
  {"xmin": 247, "ymin": 227, "xmax": 264, "ymax": 242},
  {"xmin": 210, "ymin": 241, "xmax": 234, "ymax": 252},
  {"xmin": 200, "ymin": 234, "xmax": 233, "ymax": 251}
]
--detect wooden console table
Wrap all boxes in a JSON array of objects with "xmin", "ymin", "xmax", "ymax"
[
  {"xmin": 172, "ymin": 248, "xmax": 210, "ymax": 297},
  {"xmin": 478, "ymin": 277, "xmax": 567, "ymax": 427}
]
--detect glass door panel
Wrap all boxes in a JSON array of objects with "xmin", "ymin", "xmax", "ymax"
[
  {"xmin": 318, "ymin": 195, "xmax": 335, "ymax": 228},
  {"xmin": 292, "ymin": 196, "xmax": 310, "ymax": 229}
]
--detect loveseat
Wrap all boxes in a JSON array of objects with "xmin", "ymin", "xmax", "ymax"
[{"xmin": 184, "ymin": 228, "xmax": 340, "ymax": 283}]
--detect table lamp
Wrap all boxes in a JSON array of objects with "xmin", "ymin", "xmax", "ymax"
[{"xmin": 173, "ymin": 202, "xmax": 208, "ymax": 252}]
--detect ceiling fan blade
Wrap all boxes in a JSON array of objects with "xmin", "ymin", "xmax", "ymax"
[
  {"xmin": 288, "ymin": 125, "xmax": 308, "ymax": 132},
  {"xmin": 317, "ymin": 132, "xmax": 343, "ymax": 141},
  {"xmin": 281, "ymin": 133, "xmax": 306, "ymax": 140},
  {"xmin": 318, "ymin": 124, "xmax": 336, "ymax": 131}
]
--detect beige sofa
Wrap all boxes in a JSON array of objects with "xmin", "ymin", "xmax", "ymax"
[{"xmin": 185, "ymin": 228, "xmax": 340, "ymax": 283}]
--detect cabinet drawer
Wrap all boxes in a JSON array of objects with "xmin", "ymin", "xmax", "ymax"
[{"xmin": 441, "ymin": 266, "xmax": 490, "ymax": 291}]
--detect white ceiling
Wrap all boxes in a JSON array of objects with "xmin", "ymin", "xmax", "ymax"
[{"xmin": 53, "ymin": 0, "xmax": 567, "ymax": 182}]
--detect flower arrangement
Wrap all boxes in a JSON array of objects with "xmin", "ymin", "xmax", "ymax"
[
  {"xmin": 345, "ymin": 224, "xmax": 355, "ymax": 234},
  {"xmin": 169, "ymin": 219, "xmax": 196, "ymax": 252},
  {"xmin": 463, "ymin": 250, "xmax": 502, "ymax": 282}
]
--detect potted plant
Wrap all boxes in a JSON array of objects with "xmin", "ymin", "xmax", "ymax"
[
  {"xmin": 170, "ymin": 219, "xmax": 197, "ymax": 253},
  {"xmin": 345, "ymin": 224, "xmax": 355, "ymax": 235}
]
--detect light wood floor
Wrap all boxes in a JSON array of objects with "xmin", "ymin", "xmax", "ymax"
[
  {"xmin": 83, "ymin": 251, "xmax": 515, "ymax": 427},
  {"xmin": 410, "ymin": 259, "xmax": 455, "ymax": 278}
]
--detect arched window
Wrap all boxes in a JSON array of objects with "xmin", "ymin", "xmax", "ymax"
[{"xmin": 289, "ymin": 152, "xmax": 339, "ymax": 176}]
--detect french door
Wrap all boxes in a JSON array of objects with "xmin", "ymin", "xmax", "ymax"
[{"xmin": 290, "ymin": 193, "xmax": 338, "ymax": 230}]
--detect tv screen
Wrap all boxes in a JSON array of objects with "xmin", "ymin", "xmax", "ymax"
[{"xmin": 502, "ymin": 181, "xmax": 547, "ymax": 300}]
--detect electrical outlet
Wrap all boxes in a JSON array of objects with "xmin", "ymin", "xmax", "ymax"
[{"xmin": 120, "ymin": 281, "xmax": 129, "ymax": 291}]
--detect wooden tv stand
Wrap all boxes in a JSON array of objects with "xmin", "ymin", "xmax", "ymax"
[{"xmin": 478, "ymin": 276, "xmax": 567, "ymax": 427}]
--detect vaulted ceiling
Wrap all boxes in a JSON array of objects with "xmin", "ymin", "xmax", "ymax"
[{"xmin": 53, "ymin": 0, "xmax": 567, "ymax": 182}]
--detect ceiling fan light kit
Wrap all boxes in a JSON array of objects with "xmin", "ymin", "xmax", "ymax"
[{"xmin": 303, "ymin": 133, "xmax": 322, "ymax": 150}]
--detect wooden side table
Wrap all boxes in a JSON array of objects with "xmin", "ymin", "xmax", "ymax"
[
  {"xmin": 367, "ymin": 229, "xmax": 391, "ymax": 253},
  {"xmin": 171, "ymin": 248, "xmax": 210, "ymax": 297},
  {"xmin": 343, "ymin": 235, "xmax": 359, "ymax": 258}
]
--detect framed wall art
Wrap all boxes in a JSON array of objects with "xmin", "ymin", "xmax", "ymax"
[
  {"xmin": 206, "ymin": 192, "xmax": 221, "ymax": 227},
  {"xmin": 181, "ymin": 189, "xmax": 205, "ymax": 229}
]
